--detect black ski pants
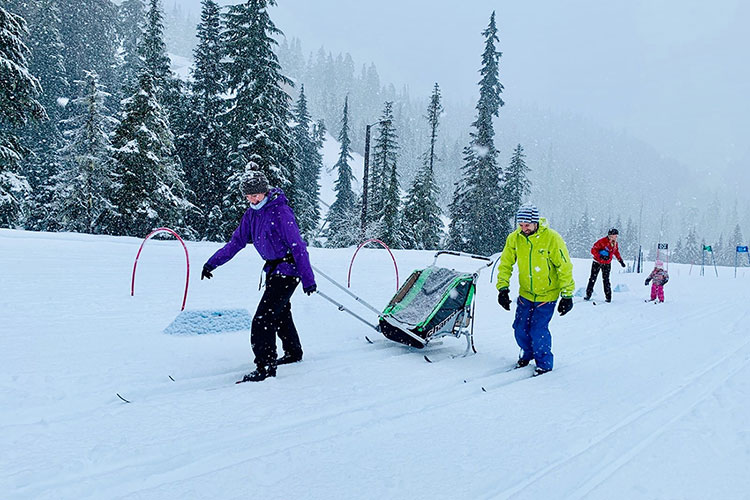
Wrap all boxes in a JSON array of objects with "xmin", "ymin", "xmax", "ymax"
[
  {"xmin": 585, "ymin": 261, "xmax": 611, "ymax": 301},
  {"xmin": 251, "ymin": 274, "xmax": 302, "ymax": 370}
]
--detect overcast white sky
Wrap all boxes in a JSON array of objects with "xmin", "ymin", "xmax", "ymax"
[{"xmin": 177, "ymin": 0, "xmax": 749, "ymax": 174}]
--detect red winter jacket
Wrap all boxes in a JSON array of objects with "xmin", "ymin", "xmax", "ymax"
[{"xmin": 591, "ymin": 236, "xmax": 623, "ymax": 265}]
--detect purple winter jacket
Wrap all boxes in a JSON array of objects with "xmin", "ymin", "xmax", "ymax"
[{"xmin": 206, "ymin": 188, "xmax": 316, "ymax": 289}]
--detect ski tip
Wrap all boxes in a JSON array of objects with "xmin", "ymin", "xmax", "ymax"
[
  {"xmin": 116, "ymin": 393, "xmax": 131, "ymax": 404},
  {"xmin": 481, "ymin": 387, "xmax": 487, "ymax": 392},
  {"xmin": 424, "ymin": 355, "xmax": 433, "ymax": 363},
  {"xmin": 168, "ymin": 375, "xmax": 175, "ymax": 382},
  {"xmin": 365, "ymin": 336, "xmax": 374, "ymax": 344}
]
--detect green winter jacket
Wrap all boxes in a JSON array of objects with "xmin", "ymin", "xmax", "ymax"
[{"xmin": 495, "ymin": 218, "xmax": 575, "ymax": 302}]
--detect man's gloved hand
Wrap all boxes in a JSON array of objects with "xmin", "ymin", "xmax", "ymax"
[
  {"xmin": 619, "ymin": 259, "xmax": 626, "ymax": 268},
  {"xmin": 303, "ymin": 284, "xmax": 317, "ymax": 295},
  {"xmin": 598, "ymin": 249, "xmax": 610, "ymax": 259},
  {"xmin": 201, "ymin": 264, "xmax": 214, "ymax": 280},
  {"xmin": 558, "ymin": 297, "xmax": 573, "ymax": 316},
  {"xmin": 497, "ymin": 289, "xmax": 511, "ymax": 311}
]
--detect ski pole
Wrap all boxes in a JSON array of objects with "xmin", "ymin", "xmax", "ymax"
[
  {"xmin": 315, "ymin": 290, "xmax": 379, "ymax": 332},
  {"xmin": 311, "ymin": 264, "xmax": 382, "ymax": 315}
]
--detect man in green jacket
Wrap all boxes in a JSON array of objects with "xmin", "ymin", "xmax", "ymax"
[{"xmin": 496, "ymin": 204, "xmax": 575, "ymax": 375}]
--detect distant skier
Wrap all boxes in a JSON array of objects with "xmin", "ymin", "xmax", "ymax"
[
  {"xmin": 644, "ymin": 260, "xmax": 669, "ymax": 303},
  {"xmin": 584, "ymin": 228, "xmax": 626, "ymax": 302},
  {"xmin": 202, "ymin": 170, "xmax": 317, "ymax": 383},
  {"xmin": 496, "ymin": 204, "xmax": 575, "ymax": 376}
]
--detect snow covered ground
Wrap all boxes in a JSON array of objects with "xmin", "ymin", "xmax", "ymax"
[{"xmin": 2, "ymin": 228, "xmax": 750, "ymax": 499}]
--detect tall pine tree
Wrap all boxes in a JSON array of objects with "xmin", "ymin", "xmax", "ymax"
[
  {"xmin": 324, "ymin": 96, "xmax": 359, "ymax": 248},
  {"xmin": 108, "ymin": 71, "xmax": 194, "ymax": 237},
  {"xmin": 502, "ymin": 144, "xmax": 531, "ymax": 222},
  {"xmin": 51, "ymin": 71, "xmax": 117, "ymax": 233},
  {"xmin": 18, "ymin": 0, "xmax": 69, "ymax": 229},
  {"xmin": 401, "ymin": 83, "xmax": 443, "ymax": 250},
  {"xmin": 182, "ymin": 0, "xmax": 228, "ymax": 239},
  {"xmin": 0, "ymin": 6, "xmax": 46, "ymax": 227},
  {"xmin": 448, "ymin": 12, "xmax": 506, "ymax": 255},
  {"xmin": 290, "ymin": 85, "xmax": 322, "ymax": 240},
  {"xmin": 367, "ymin": 101, "xmax": 398, "ymax": 239},
  {"xmin": 223, "ymin": 0, "xmax": 293, "ymax": 189}
]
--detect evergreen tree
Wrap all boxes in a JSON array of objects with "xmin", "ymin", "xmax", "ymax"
[
  {"xmin": 501, "ymin": 143, "xmax": 531, "ymax": 223},
  {"xmin": 223, "ymin": 0, "xmax": 294, "ymax": 190},
  {"xmin": 324, "ymin": 96, "xmax": 359, "ymax": 247},
  {"xmin": 380, "ymin": 143, "xmax": 402, "ymax": 247},
  {"xmin": 367, "ymin": 101, "xmax": 398, "ymax": 238},
  {"xmin": 448, "ymin": 12, "xmax": 506, "ymax": 255},
  {"xmin": 622, "ymin": 216, "xmax": 638, "ymax": 260},
  {"xmin": 290, "ymin": 85, "xmax": 322, "ymax": 240},
  {"xmin": 51, "ymin": 71, "xmax": 117, "ymax": 233},
  {"xmin": 672, "ymin": 237, "xmax": 683, "ymax": 264},
  {"xmin": 18, "ymin": 0, "xmax": 69, "ymax": 229},
  {"xmin": 683, "ymin": 227, "xmax": 700, "ymax": 265},
  {"xmin": 108, "ymin": 71, "xmax": 194, "ymax": 237},
  {"xmin": 401, "ymin": 83, "xmax": 443, "ymax": 250},
  {"xmin": 714, "ymin": 233, "xmax": 725, "ymax": 266},
  {"xmin": 139, "ymin": 0, "xmax": 171, "ymax": 91},
  {"xmin": 117, "ymin": 0, "xmax": 145, "ymax": 93},
  {"xmin": 0, "ymin": 6, "xmax": 46, "ymax": 227},
  {"xmin": 181, "ymin": 0, "xmax": 228, "ymax": 239},
  {"xmin": 568, "ymin": 209, "xmax": 593, "ymax": 258}
]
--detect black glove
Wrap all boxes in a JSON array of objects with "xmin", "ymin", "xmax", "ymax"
[
  {"xmin": 303, "ymin": 284, "xmax": 317, "ymax": 295},
  {"xmin": 558, "ymin": 297, "xmax": 573, "ymax": 316},
  {"xmin": 201, "ymin": 264, "xmax": 214, "ymax": 280},
  {"xmin": 619, "ymin": 260, "xmax": 625, "ymax": 268},
  {"xmin": 644, "ymin": 278, "xmax": 651, "ymax": 286},
  {"xmin": 497, "ymin": 289, "xmax": 511, "ymax": 311}
]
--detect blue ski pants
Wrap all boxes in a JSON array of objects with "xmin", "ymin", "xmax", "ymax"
[{"xmin": 513, "ymin": 296, "xmax": 556, "ymax": 371}]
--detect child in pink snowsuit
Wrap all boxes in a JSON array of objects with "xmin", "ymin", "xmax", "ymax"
[{"xmin": 644, "ymin": 260, "xmax": 669, "ymax": 302}]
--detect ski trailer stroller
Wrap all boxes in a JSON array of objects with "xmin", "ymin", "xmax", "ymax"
[{"xmin": 313, "ymin": 251, "xmax": 493, "ymax": 358}]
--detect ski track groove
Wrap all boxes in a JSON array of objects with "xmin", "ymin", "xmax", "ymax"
[{"xmin": 485, "ymin": 306, "xmax": 750, "ymax": 500}]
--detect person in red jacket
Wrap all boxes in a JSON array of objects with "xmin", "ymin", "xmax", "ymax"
[{"xmin": 584, "ymin": 228, "xmax": 625, "ymax": 302}]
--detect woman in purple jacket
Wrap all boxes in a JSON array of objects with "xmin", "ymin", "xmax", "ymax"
[{"xmin": 202, "ymin": 170, "xmax": 317, "ymax": 382}]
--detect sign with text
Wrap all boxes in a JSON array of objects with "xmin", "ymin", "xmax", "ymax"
[
  {"xmin": 738, "ymin": 246, "xmax": 749, "ymax": 253},
  {"xmin": 657, "ymin": 243, "xmax": 669, "ymax": 249}
]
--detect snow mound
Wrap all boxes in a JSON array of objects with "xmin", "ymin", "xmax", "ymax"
[{"xmin": 163, "ymin": 309, "xmax": 252, "ymax": 335}]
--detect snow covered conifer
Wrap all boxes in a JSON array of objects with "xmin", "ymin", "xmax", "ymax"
[
  {"xmin": 367, "ymin": 101, "xmax": 398, "ymax": 238},
  {"xmin": 0, "ymin": 6, "xmax": 46, "ymax": 227},
  {"xmin": 108, "ymin": 71, "xmax": 194, "ymax": 237},
  {"xmin": 401, "ymin": 83, "xmax": 444, "ymax": 250},
  {"xmin": 223, "ymin": 0, "xmax": 294, "ymax": 189},
  {"xmin": 139, "ymin": 0, "xmax": 171, "ymax": 94},
  {"xmin": 324, "ymin": 96, "xmax": 359, "ymax": 248},
  {"xmin": 501, "ymin": 144, "xmax": 531, "ymax": 222},
  {"xmin": 18, "ymin": 0, "xmax": 71, "ymax": 229},
  {"xmin": 448, "ymin": 12, "xmax": 507, "ymax": 255},
  {"xmin": 51, "ymin": 71, "xmax": 117, "ymax": 233},
  {"xmin": 181, "ymin": 0, "xmax": 229, "ymax": 239},
  {"xmin": 291, "ymin": 85, "xmax": 322, "ymax": 241}
]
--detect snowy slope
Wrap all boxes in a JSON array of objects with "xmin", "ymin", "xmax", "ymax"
[{"xmin": 2, "ymin": 229, "xmax": 750, "ymax": 499}]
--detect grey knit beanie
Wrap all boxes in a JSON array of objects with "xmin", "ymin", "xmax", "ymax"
[{"xmin": 240, "ymin": 170, "xmax": 269, "ymax": 195}]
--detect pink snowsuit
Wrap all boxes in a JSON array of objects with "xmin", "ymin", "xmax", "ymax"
[{"xmin": 645, "ymin": 267, "xmax": 669, "ymax": 302}]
